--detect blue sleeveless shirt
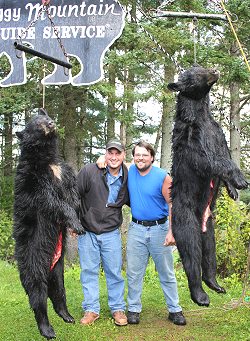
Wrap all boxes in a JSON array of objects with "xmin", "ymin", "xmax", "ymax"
[{"xmin": 128, "ymin": 164, "xmax": 169, "ymax": 220}]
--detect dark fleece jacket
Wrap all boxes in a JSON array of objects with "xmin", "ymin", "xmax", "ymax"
[{"xmin": 77, "ymin": 163, "xmax": 129, "ymax": 234}]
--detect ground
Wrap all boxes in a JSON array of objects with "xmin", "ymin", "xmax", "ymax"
[{"xmin": 0, "ymin": 260, "xmax": 249, "ymax": 341}]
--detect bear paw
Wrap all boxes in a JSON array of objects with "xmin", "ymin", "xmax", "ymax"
[
  {"xmin": 224, "ymin": 181, "xmax": 238, "ymax": 201},
  {"xmin": 71, "ymin": 221, "xmax": 85, "ymax": 235},
  {"xmin": 39, "ymin": 324, "xmax": 56, "ymax": 339},
  {"xmin": 59, "ymin": 311, "xmax": 75, "ymax": 323},
  {"xmin": 191, "ymin": 288, "xmax": 210, "ymax": 307},
  {"xmin": 203, "ymin": 278, "xmax": 226, "ymax": 294},
  {"xmin": 231, "ymin": 171, "xmax": 248, "ymax": 190}
]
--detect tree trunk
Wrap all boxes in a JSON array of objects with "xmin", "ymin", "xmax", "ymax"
[
  {"xmin": 63, "ymin": 108, "xmax": 78, "ymax": 171},
  {"xmin": 160, "ymin": 63, "xmax": 175, "ymax": 172},
  {"xmin": 3, "ymin": 112, "xmax": 13, "ymax": 176},
  {"xmin": 77, "ymin": 90, "xmax": 88, "ymax": 170},
  {"xmin": 107, "ymin": 60, "xmax": 116, "ymax": 141},
  {"xmin": 229, "ymin": 40, "xmax": 242, "ymax": 202},
  {"xmin": 125, "ymin": 69, "xmax": 135, "ymax": 162},
  {"xmin": 57, "ymin": 89, "xmax": 79, "ymax": 263},
  {"xmin": 154, "ymin": 118, "xmax": 162, "ymax": 155},
  {"xmin": 124, "ymin": 0, "xmax": 136, "ymax": 162},
  {"xmin": 229, "ymin": 82, "xmax": 241, "ymax": 168}
]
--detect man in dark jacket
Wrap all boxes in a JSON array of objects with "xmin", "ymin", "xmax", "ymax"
[{"xmin": 77, "ymin": 140, "xmax": 129, "ymax": 326}]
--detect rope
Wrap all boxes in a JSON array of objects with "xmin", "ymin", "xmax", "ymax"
[
  {"xmin": 192, "ymin": 17, "xmax": 198, "ymax": 65},
  {"xmin": 158, "ymin": 0, "xmax": 176, "ymax": 10},
  {"xmin": 42, "ymin": 64, "xmax": 46, "ymax": 108},
  {"xmin": 219, "ymin": 0, "xmax": 250, "ymax": 72},
  {"xmin": 135, "ymin": 4, "xmax": 184, "ymax": 72}
]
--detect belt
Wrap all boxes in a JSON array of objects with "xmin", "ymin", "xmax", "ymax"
[{"xmin": 132, "ymin": 217, "xmax": 168, "ymax": 226}]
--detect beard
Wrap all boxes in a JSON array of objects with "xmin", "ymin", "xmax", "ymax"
[{"xmin": 135, "ymin": 162, "xmax": 152, "ymax": 172}]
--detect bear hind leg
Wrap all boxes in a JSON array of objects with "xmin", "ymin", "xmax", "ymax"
[
  {"xmin": 173, "ymin": 219, "xmax": 210, "ymax": 306},
  {"xmin": 186, "ymin": 260, "xmax": 210, "ymax": 307},
  {"xmin": 27, "ymin": 283, "xmax": 56, "ymax": 339},
  {"xmin": 201, "ymin": 218, "xmax": 226, "ymax": 294},
  {"xmin": 48, "ymin": 260, "xmax": 75, "ymax": 324}
]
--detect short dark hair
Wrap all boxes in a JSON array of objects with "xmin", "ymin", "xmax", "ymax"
[{"xmin": 132, "ymin": 140, "xmax": 156, "ymax": 163}]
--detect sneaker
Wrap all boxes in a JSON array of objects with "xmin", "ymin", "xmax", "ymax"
[
  {"xmin": 127, "ymin": 311, "xmax": 140, "ymax": 324},
  {"xmin": 80, "ymin": 311, "xmax": 99, "ymax": 325},
  {"xmin": 112, "ymin": 311, "xmax": 128, "ymax": 326},
  {"xmin": 168, "ymin": 311, "xmax": 186, "ymax": 325}
]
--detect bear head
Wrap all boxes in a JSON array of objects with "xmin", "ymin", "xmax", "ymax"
[
  {"xmin": 16, "ymin": 108, "xmax": 56, "ymax": 147},
  {"xmin": 168, "ymin": 65, "xmax": 219, "ymax": 100}
]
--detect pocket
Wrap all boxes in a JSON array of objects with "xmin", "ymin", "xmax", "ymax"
[
  {"xmin": 128, "ymin": 221, "xmax": 136, "ymax": 229},
  {"xmin": 82, "ymin": 207, "xmax": 103, "ymax": 233},
  {"xmin": 159, "ymin": 221, "xmax": 169, "ymax": 231}
]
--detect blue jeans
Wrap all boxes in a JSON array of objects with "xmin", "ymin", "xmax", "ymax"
[
  {"xmin": 126, "ymin": 221, "xmax": 182, "ymax": 313},
  {"xmin": 78, "ymin": 229, "xmax": 126, "ymax": 314}
]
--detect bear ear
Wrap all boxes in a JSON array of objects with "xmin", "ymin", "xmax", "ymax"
[
  {"xmin": 192, "ymin": 63, "xmax": 201, "ymax": 68},
  {"xmin": 16, "ymin": 131, "xmax": 24, "ymax": 140},
  {"xmin": 39, "ymin": 108, "xmax": 48, "ymax": 116},
  {"xmin": 167, "ymin": 82, "xmax": 182, "ymax": 92}
]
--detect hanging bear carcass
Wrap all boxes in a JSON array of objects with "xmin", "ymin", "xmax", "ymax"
[{"xmin": 168, "ymin": 65, "xmax": 248, "ymax": 306}]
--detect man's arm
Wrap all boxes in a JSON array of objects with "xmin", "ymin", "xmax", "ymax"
[
  {"xmin": 162, "ymin": 174, "xmax": 176, "ymax": 246},
  {"xmin": 96, "ymin": 155, "xmax": 132, "ymax": 170}
]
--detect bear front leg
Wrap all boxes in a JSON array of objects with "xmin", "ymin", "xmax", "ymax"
[
  {"xmin": 201, "ymin": 217, "xmax": 226, "ymax": 294},
  {"xmin": 39, "ymin": 192, "xmax": 85, "ymax": 235},
  {"xmin": 48, "ymin": 258, "xmax": 75, "ymax": 324},
  {"xmin": 189, "ymin": 150, "xmax": 248, "ymax": 191},
  {"xmin": 214, "ymin": 159, "xmax": 248, "ymax": 190},
  {"xmin": 172, "ymin": 211, "xmax": 210, "ymax": 306},
  {"xmin": 61, "ymin": 204, "xmax": 85, "ymax": 235}
]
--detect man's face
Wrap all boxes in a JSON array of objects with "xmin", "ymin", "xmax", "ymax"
[
  {"xmin": 133, "ymin": 146, "xmax": 153, "ymax": 172},
  {"xmin": 105, "ymin": 148, "xmax": 125, "ymax": 170}
]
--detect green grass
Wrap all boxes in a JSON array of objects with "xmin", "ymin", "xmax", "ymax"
[{"xmin": 0, "ymin": 259, "xmax": 249, "ymax": 341}]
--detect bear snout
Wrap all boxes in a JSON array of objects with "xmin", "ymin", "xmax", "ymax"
[
  {"xmin": 41, "ymin": 120, "xmax": 56, "ymax": 135},
  {"xmin": 211, "ymin": 68, "xmax": 220, "ymax": 77},
  {"xmin": 48, "ymin": 120, "xmax": 55, "ymax": 130},
  {"xmin": 207, "ymin": 69, "xmax": 220, "ymax": 85}
]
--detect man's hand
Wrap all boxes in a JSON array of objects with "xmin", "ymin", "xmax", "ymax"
[
  {"xmin": 96, "ymin": 155, "xmax": 106, "ymax": 169},
  {"xmin": 164, "ymin": 228, "xmax": 176, "ymax": 246},
  {"xmin": 68, "ymin": 228, "xmax": 78, "ymax": 238}
]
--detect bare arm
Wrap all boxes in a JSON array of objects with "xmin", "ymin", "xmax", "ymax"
[
  {"xmin": 162, "ymin": 175, "xmax": 176, "ymax": 246},
  {"xmin": 96, "ymin": 155, "xmax": 132, "ymax": 170}
]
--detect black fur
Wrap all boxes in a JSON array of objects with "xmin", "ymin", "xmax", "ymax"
[
  {"xmin": 168, "ymin": 66, "xmax": 248, "ymax": 307},
  {"xmin": 13, "ymin": 109, "xmax": 84, "ymax": 339}
]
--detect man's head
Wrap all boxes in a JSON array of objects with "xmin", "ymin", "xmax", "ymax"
[
  {"xmin": 132, "ymin": 141, "xmax": 155, "ymax": 173},
  {"xmin": 105, "ymin": 139, "xmax": 125, "ymax": 171}
]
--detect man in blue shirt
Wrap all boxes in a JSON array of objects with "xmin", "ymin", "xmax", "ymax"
[
  {"xmin": 77, "ymin": 140, "xmax": 129, "ymax": 326},
  {"xmin": 127, "ymin": 141, "xmax": 186, "ymax": 326}
]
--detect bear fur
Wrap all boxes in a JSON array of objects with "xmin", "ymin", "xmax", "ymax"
[
  {"xmin": 168, "ymin": 65, "xmax": 248, "ymax": 307},
  {"xmin": 13, "ymin": 109, "xmax": 84, "ymax": 339}
]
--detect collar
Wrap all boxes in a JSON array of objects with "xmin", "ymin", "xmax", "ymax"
[{"xmin": 107, "ymin": 165, "xmax": 123, "ymax": 178}]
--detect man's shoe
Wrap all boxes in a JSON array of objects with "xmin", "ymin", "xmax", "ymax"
[
  {"xmin": 80, "ymin": 311, "xmax": 99, "ymax": 325},
  {"xmin": 112, "ymin": 311, "xmax": 128, "ymax": 326},
  {"xmin": 168, "ymin": 311, "xmax": 186, "ymax": 326},
  {"xmin": 127, "ymin": 311, "xmax": 140, "ymax": 324}
]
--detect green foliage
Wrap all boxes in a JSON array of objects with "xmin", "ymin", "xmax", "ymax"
[
  {"xmin": 0, "ymin": 175, "xmax": 14, "ymax": 215},
  {"xmin": 215, "ymin": 189, "xmax": 250, "ymax": 278},
  {"xmin": 0, "ymin": 211, "xmax": 14, "ymax": 261},
  {"xmin": 240, "ymin": 189, "xmax": 250, "ymax": 205}
]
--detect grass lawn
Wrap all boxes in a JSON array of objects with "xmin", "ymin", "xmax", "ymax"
[{"xmin": 0, "ymin": 260, "xmax": 249, "ymax": 341}]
